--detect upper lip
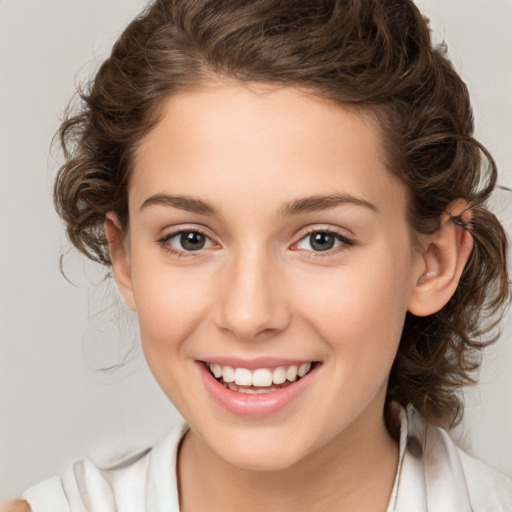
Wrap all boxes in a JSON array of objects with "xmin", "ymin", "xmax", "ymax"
[{"xmin": 199, "ymin": 357, "xmax": 318, "ymax": 370}]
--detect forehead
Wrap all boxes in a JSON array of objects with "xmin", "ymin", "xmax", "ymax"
[{"xmin": 130, "ymin": 83, "xmax": 406, "ymax": 218}]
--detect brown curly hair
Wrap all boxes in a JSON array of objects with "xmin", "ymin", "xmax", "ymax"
[{"xmin": 54, "ymin": 0, "xmax": 510, "ymax": 428}]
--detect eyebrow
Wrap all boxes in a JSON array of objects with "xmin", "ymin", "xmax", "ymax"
[
  {"xmin": 139, "ymin": 193, "xmax": 377, "ymax": 216},
  {"xmin": 139, "ymin": 194, "xmax": 220, "ymax": 215},
  {"xmin": 279, "ymin": 193, "xmax": 378, "ymax": 216}
]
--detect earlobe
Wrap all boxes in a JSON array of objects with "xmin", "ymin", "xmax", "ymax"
[
  {"xmin": 105, "ymin": 213, "xmax": 137, "ymax": 311},
  {"xmin": 407, "ymin": 200, "xmax": 474, "ymax": 317}
]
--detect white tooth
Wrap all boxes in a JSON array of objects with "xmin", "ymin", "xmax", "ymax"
[
  {"xmin": 222, "ymin": 366, "xmax": 235, "ymax": 383},
  {"xmin": 253, "ymin": 368, "xmax": 273, "ymax": 387},
  {"xmin": 286, "ymin": 365, "xmax": 298, "ymax": 382},
  {"xmin": 210, "ymin": 363, "xmax": 222, "ymax": 378},
  {"xmin": 234, "ymin": 367, "xmax": 252, "ymax": 386},
  {"xmin": 272, "ymin": 367, "xmax": 287, "ymax": 384},
  {"xmin": 298, "ymin": 362, "xmax": 311, "ymax": 377}
]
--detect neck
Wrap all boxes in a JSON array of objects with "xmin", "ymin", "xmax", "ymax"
[{"xmin": 178, "ymin": 400, "xmax": 399, "ymax": 512}]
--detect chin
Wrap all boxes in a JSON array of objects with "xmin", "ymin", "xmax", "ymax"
[
  {"xmin": 222, "ymin": 447, "xmax": 305, "ymax": 472},
  {"xmin": 205, "ymin": 428, "xmax": 313, "ymax": 472}
]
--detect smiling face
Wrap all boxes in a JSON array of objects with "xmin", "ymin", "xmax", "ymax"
[{"xmin": 110, "ymin": 83, "xmax": 426, "ymax": 470}]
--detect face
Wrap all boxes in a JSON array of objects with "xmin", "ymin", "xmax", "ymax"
[{"xmin": 114, "ymin": 83, "xmax": 425, "ymax": 470}]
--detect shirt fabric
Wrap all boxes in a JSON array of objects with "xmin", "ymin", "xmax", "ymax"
[{"xmin": 22, "ymin": 404, "xmax": 512, "ymax": 511}]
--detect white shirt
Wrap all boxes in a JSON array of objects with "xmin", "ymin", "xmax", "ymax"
[{"xmin": 22, "ymin": 405, "xmax": 512, "ymax": 511}]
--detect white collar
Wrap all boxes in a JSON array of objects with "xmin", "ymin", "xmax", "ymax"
[{"xmin": 387, "ymin": 403, "xmax": 472, "ymax": 511}]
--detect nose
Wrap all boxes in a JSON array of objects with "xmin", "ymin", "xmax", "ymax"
[{"xmin": 215, "ymin": 248, "xmax": 291, "ymax": 341}]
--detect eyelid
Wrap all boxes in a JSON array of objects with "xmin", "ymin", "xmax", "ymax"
[
  {"xmin": 157, "ymin": 225, "xmax": 219, "ymax": 256},
  {"xmin": 157, "ymin": 224, "xmax": 356, "ymax": 258},
  {"xmin": 291, "ymin": 226, "xmax": 356, "ymax": 255}
]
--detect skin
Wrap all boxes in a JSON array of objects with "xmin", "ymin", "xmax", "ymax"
[
  {"xmin": 0, "ymin": 501, "xmax": 30, "ymax": 512},
  {"xmin": 103, "ymin": 82, "xmax": 472, "ymax": 512}
]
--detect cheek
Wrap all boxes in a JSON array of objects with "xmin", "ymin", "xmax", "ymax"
[
  {"xmin": 131, "ymin": 265, "xmax": 216, "ymax": 410},
  {"xmin": 130, "ymin": 259, "xmax": 213, "ymax": 362},
  {"xmin": 293, "ymin": 241, "xmax": 413, "ymax": 377}
]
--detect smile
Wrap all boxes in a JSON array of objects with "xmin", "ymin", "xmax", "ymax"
[
  {"xmin": 199, "ymin": 360, "xmax": 319, "ymax": 416},
  {"xmin": 206, "ymin": 362, "xmax": 313, "ymax": 393}
]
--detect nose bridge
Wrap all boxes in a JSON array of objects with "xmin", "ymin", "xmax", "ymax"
[{"xmin": 216, "ymin": 242, "xmax": 289, "ymax": 340}]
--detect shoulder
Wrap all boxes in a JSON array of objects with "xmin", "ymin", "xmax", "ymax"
[
  {"xmin": 20, "ymin": 476, "xmax": 71, "ymax": 512},
  {"xmin": 20, "ymin": 452, "xmax": 151, "ymax": 512},
  {"xmin": 457, "ymin": 448, "xmax": 512, "ymax": 512},
  {"xmin": 19, "ymin": 422, "xmax": 187, "ymax": 512},
  {"xmin": 392, "ymin": 403, "xmax": 512, "ymax": 511}
]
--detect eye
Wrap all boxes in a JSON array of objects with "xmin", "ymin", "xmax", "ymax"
[
  {"xmin": 159, "ymin": 230, "xmax": 215, "ymax": 253},
  {"xmin": 295, "ymin": 230, "xmax": 355, "ymax": 253}
]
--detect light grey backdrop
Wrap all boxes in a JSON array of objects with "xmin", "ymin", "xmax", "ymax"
[{"xmin": 1, "ymin": 0, "xmax": 511, "ymax": 499}]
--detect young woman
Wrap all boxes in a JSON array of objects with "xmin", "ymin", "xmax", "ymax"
[{"xmin": 5, "ymin": 0, "xmax": 511, "ymax": 510}]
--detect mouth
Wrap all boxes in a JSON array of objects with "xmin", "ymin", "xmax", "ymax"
[
  {"xmin": 198, "ymin": 359, "xmax": 321, "ymax": 416},
  {"xmin": 203, "ymin": 361, "xmax": 318, "ymax": 395}
]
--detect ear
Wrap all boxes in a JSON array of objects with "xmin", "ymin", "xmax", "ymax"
[
  {"xmin": 105, "ymin": 213, "xmax": 137, "ymax": 311},
  {"xmin": 407, "ymin": 200, "xmax": 473, "ymax": 317}
]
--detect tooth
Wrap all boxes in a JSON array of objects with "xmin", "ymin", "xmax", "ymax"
[
  {"xmin": 228, "ymin": 384, "xmax": 278, "ymax": 394},
  {"xmin": 244, "ymin": 387, "xmax": 277, "ymax": 394},
  {"xmin": 210, "ymin": 363, "xmax": 222, "ymax": 378},
  {"xmin": 286, "ymin": 365, "xmax": 298, "ymax": 381},
  {"xmin": 298, "ymin": 362, "xmax": 311, "ymax": 377},
  {"xmin": 253, "ymin": 368, "xmax": 273, "ymax": 387},
  {"xmin": 234, "ymin": 368, "xmax": 252, "ymax": 386},
  {"xmin": 272, "ymin": 367, "xmax": 286, "ymax": 384},
  {"xmin": 222, "ymin": 366, "xmax": 235, "ymax": 383}
]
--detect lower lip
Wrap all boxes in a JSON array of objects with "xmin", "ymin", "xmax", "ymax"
[{"xmin": 198, "ymin": 362, "xmax": 316, "ymax": 417}]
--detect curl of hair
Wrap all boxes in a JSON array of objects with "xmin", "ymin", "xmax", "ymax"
[{"xmin": 54, "ymin": 0, "xmax": 510, "ymax": 428}]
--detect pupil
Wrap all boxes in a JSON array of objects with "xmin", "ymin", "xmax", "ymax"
[
  {"xmin": 310, "ymin": 232, "xmax": 335, "ymax": 251},
  {"xmin": 181, "ymin": 232, "xmax": 205, "ymax": 251}
]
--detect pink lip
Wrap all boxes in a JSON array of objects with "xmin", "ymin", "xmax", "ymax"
[
  {"xmin": 197, "ymin": 361, "xmax": 317, "ymax": 417},
  {"xmin": 200, "ymin": 357, "xmax": 313, "ymax": 370}
]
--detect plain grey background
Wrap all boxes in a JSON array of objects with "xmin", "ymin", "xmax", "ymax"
[{"xmin": 1, "ymin": 0, "xmax": 511, "ymax": 500}]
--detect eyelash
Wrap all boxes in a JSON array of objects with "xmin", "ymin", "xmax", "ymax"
[
  {"xmin": 295, "ymin": 228, "xmax": 356, "ymax": 258},
  {"xmin": 157, "ymin": 228, "xmax": 213, "ymax": 258},
  {"xmin": 157, "ymin": 228, "xmax": 356, "ymax": 258}
]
